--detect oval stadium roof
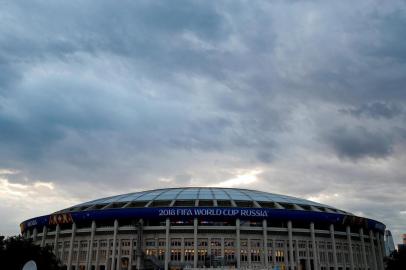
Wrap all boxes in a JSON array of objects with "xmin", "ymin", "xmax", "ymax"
[{"xmin": 67, "ymin": 187, "xmax": 348, "ymax": 214}]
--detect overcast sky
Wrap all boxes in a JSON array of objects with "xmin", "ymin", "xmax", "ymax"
[{"xmin": 1, "ymin": 0, "xmax": 405, "ymax": 243}]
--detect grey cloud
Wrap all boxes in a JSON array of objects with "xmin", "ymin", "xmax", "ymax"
[
  {"xmin": 324, "ymin": 126, "xmax": 394, "ymax": 160},
  {"xmin": 0, "ymin": 0, "xmax": 406, "ymax": 242},
  {"xmin": 341, "ymin": 102, "xmax": 404, "ymax": 119}
]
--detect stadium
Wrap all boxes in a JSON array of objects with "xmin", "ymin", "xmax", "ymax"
[{"xmin": 20, "ymin": 187, "xmax": 385, "ymax": 270}]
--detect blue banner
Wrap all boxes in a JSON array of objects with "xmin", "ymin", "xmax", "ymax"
[{"xmin": 20, "ymin": 207, "xmax": 385, "ymax": 233}]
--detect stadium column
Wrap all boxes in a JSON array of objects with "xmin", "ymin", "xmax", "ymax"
[
  {"xmin": 369, "ymin": 230, "xmax": 378, "ymax": 270},
  {"xmin": 306, "ymin": 240, "xmax": 311, "ymax": 270},
  {"xmin": 330, "ymin": 224, "xmax": 338, "ymax": 270},
  {"xmin": 263, "ymin": 219, "xmax": 269, "ymax": 268},
  {"xmin": 136, "ymin": 219, "xmax": 144, "ymax": 270},
  {"xmin": 75, "ymin": 237, "xmax": 80, "ymax": 270},
  {"xmin": 54, "ymin": 224, "xmax": 60, "ymax": 258},
  {"xmin": 271, "ymin": 239, "xmax": 276, "ymax": 267},
  {"xmin": 67, "ymin": 222, "xmax": 76, "ymax": 270},
  {"xmin": 288, "ymin": 221, "xmax": 294, "ymax": 270},
  {"xmin": 86, "ymin": 221, "xmax": 96, "ymax": 270},
  {"xmin": 346, "ymin": 226, "xmax": 355, "ymax": 270},
  {"xmin": 193, "ymin": 218, "xmax": 198, "ymax": 268},
  {"xmin": 247, "ymin": 236, "xmax": 252, "ymax": 268},
  {"xmin": 111, "ymin": 219, "xmax": 119, "ymax": 270},
  {"xmin": 376, "ymin": 232, "xmax": 384, "ymax": 270},
  {"xmin": 95, "ymin": 238, "xmax": 101, "ymax": 270},
  {"xmin": 375, "ymin": 232, "xmax": 383, "ymax": 270},
  {"xmin": 40, "ymin": 225, "xmax": 47, "ymax": 247},
  {"xmin": 380, "ymin": 233, "xmax": 385, "ymax": 260},
  {"xmin": 310, "ymin": 223, "xmax": 318, "ymax": 270},
  {"xmin": 165, "ymin": 218, "xmax": 170, "ymax": 270},
  {"xmin": 359, "ymin": 228, "xmax": 368, "ymax": 270},
  {"xmin": 295, "ymin": 239, "xmax": 300, "ymax": 269},
  {"xmin": 33, "ymin": 227, "xmax": 38, "ymax": 242},
  {"xmin": 236, "ymin": 218, "xmax": 241, "ymax": 269},
  {"xmin": 181, "ymin": 237, "xmax": 185, "ymax": 264},
  {"xmin": 207, "ymin": 236, "xmax": 212, "ymax": 263},
  {"xmin": 128, "ymin": 236, "xmax": 134, "ymax": 269},
  {"xmin": 221, "ymin": 237, "xmax": 225, "ymax": 261},
  {"xmin": 116, "ymin": 239, "xmax": 122, "ymax": 270}
]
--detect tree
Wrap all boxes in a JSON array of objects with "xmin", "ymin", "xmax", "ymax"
[
  {"xmin": 385, "ymin": 248, "xmax": 406, "ymax": 270},
  {"xmin": 0, "ymin": 235, "xmax": 62, "ymax": 270}
]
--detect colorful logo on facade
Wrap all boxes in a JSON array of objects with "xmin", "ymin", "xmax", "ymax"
[{"xmin": 48, "ymin": 213, "xmax": 73, "ymax": 225}]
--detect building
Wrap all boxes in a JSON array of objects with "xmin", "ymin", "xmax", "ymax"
[
  {"xmin": 20, "ymin": 187, "xmax": 386, "ymax": 270},
  {"xmin": 384, "ymin": 230, "xmax": 395, "ymax": 256}
]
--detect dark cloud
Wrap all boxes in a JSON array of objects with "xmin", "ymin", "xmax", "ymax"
[{"xmin": 324, "ymin": 126, "xmax": 394, "ymax": 160}]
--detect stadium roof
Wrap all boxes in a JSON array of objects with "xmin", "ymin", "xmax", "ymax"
[{"xmin": 66, "ymin": 187, "xmax": 348, "ymax": 214}]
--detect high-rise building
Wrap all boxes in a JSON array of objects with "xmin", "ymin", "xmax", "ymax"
[{"xmin": 384, "ymin": 230, "xmax": 396, "ymax": 256}]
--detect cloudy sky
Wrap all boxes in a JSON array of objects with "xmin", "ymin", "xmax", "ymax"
[{"xmin": 1, "ymin": 0, "xmax": 406, "ymax": 243}]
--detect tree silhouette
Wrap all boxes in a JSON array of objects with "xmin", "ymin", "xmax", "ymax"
[
  {"xmin": 385, "ymin": 247, "xmax": 406, "ymax": 270},
  {"xmin": 0, "ymin": 235, "xmax": 62, "ymax": 270}
]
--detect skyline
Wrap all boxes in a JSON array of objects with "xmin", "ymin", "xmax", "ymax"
[{"xmin": 1, "ymin": 0, "xmax": 406, "ymax": 244}]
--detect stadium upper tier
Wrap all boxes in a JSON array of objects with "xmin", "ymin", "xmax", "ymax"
[{"xmin": 63, "ymin": 187, "xmax": 349, "ymax": 215}]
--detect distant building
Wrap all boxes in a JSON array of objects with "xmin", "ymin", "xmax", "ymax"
[
  {"xmin": 384, "ymin": 230, "xmax": 396, "ymax": 256},
  {"xmin": 397, "ymin": 234, "xmax": 406, "ymax": 253}
]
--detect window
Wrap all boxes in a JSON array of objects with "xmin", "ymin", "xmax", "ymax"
[
  {"xmin": 100, "ymin": 240, "xmax": 107, "ymax": 248},
  {"xmin": 171, "ymin": 249, "xmax": 181, "ymax": 261},
  {"xmin": 146, "ymin": 249, "xmax": 156, "ymax": 256},
  {"xmin": 225, "ymin": 239, "xmax": 234, "ymax": 247},
  {"xmin": 241, "ymin": 250, "xmax": 248, "ymax": 262},
  {"xmin": 122, "ymin": 239, "xmax": 131, "ymax": 247},
  {"xmin": 184, "ymin": 249, "xmax": 194, "ymax": 261},
  {"xmin": 225, "ymin": 249, "xmax": 235, "ymax": 261},
  {"xmin": 276, "ymin": 250, "xmax": 284, "ymax": 262},
  {"xmin": 92, "ymin": 250, "xmax": 97, "ymax": 260},
  {"xmin": 184, "ymin": 239, "xmax": 194, "ymax": 247},
  {"xmin": 299, "ymin": 241, "xmax": 306, "ymax": 249},
  {"xmin": 171, "ymin": 239, "xmax": 181, "ymax": 247},
  {"xmin": 251, "ymin": 249, "xmax": 261, "ymax": 262},
  {"xmin": 211, "ymin": 238, "xmax": 221, "ymax": 247},
  {"xmin": 198, "ymin": 239, "xmax": 208, "ymax": 247},
  {"xmin": 100, "ymin": 250, "xmax": 107, "ymax": 260},
  {"xmin": 146, "ymin": 239, "xmax": 156, "ymax": 247},
  {"xmin": 79, "ymin": 250, "xmax": 87, "ymax": 261},
  {"xmin": 268, "ymin": 250, "xmax": 272, "ymax": 262},
  {"xmin": 63, "ymin": 251, "xmax": 69, "ymax": 261},
  {"xmin": 158, "ymin": 249, "xmax": 165, "ymax": 261},
  {"xmin": 80, "ymin": 241, "xmax": 88, "ymax": 248},
  {"xmin": 251, "ymin": 239, "xmax": 261, "ymax": 248},
  {"xmin": 72, "ymin": 251, "xmax": 78, "ymax": 260},
  {"xmin": 198, "ymin": 249, "xmax": 207, "ymax": 261}
]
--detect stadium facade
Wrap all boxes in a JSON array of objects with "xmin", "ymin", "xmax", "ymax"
[{"xmin": 20, "ymin": 187, "xmax": 386, "ymax": 270}]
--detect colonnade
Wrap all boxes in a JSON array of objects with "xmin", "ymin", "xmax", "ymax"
[{"xmin": 29, "ymin": 218, "xmax": 385, "ymax": 270}]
